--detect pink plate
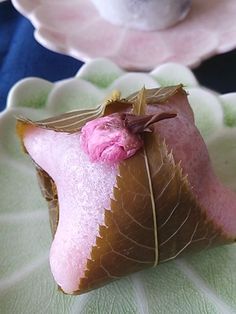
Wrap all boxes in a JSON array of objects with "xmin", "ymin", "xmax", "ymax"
[{"xmin": 12, "ymin": 0, "xmax": 236, "ymax": 71}]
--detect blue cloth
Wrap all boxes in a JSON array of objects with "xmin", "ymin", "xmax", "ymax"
[
  {"xmin": 0, "ymin": 1, "xmax": 236, "ymax": 112},
  {"xmin": 0, "ymin": 1, "xmax": 83, "ymax": 111}
]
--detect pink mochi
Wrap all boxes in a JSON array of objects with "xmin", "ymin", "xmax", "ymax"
[
  {"xmin": 23, "ymin": 95, "xmax": 236, "ymax": 293},
  {"xmin": 24, "ymin": 128, "xmax": 117, "ymax": 293}
]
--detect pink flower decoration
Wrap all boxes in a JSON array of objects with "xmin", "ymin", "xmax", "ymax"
[{"xmin": 80, "ymin": 114, "xmax": 143, "ymax": 163}]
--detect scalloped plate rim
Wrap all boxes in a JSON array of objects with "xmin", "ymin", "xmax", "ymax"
[
  {"xmin": 1, "ymin": 59, "xmax": 236, "ymax": 314},
  {"xmin": 11, "ymin": 0, "xmax": 236, "ymax": 71}
]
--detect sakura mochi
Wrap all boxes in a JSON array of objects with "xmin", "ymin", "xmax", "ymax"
[
  {"xmin": 17, "ymin": 86, "xmax": 236, "ymax": 295},
  {"xmin": 90, "ymin": 0, "xmax": 192, "ymax": 31}
]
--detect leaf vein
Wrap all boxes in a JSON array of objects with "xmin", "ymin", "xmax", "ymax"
[{"xmin": 160, "ymin": 207, "xmax": 192, "ymax": 247}]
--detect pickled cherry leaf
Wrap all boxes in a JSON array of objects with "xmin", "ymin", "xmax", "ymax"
[
  {"xmin": 17, "ymin": 85, "xmax": 184, "ymax": 133},
  {"xmin": 77, "ymin": 133, "xmax": 232, "ymax": 293}
]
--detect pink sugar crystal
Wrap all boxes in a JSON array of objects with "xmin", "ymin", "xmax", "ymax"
[{"xmin": 80, "ymin": 114, "xmax": 143, "ymax": 163}]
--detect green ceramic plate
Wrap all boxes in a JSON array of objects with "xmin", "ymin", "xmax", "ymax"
[{"xmin": 0, "ymin": 59, "xmax": 236, "ymax": 314}]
